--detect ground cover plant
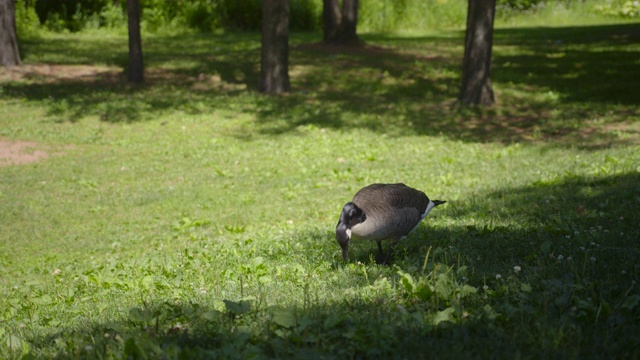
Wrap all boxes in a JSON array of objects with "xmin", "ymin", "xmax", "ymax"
[{"xmin": 1, "ymin": 19, "xmax": 640, "ymax": 359}]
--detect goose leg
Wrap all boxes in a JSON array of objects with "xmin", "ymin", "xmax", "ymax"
[
  {"xmin": 381, "ymin": 240, "xmax": 399, "ymax": 265},
  {"xmin": 377, "ymin": 241, "xmax": 383, "ymax": 257}
]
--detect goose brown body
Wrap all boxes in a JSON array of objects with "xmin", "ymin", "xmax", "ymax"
[{"xmin": 336, "ymin": 183, "xmax": 445, "ymax": 262}]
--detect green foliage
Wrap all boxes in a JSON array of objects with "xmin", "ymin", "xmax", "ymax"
[
  {"xmin": 35, "ymin": 0, "xmax": 113, "ymax": 32},
  {"xmin": 219, "ymin": 0, "xmax": 262, "ymax": 30},
  {"xmin": 183, "ymin": 1, "xmax": 220, "ymax": 32},
  {"xmin": 24, "ymin": 0, "xmax": 319, "ymax": 34},
  {"xmin": 498, "ymin": 0, "xmax": 640, "ymax": 19},
  {"xmin": 498, "ymin": 0, "xmax": 547, "ymax": 11},
  {"xmin": 360, "ymin": 0, "xmax": 467, "ymax": 32},
  {"xmin": 15, "ymin": 0, "xmax": 42, "ymax": 38},
  {"xmin": 595, "ymin": 0, "xmax": 640, "ymax": 18},
  {"xmin": 290, "ymin": 0, "xmax": 320, "ymax": 31},
  {"xmin": 100, "ymin": 5, "xmax": 127, "ymax": 30},
  {"xmin": 20, "ymin": 0, "xmax": 636, "ymax": 35}
]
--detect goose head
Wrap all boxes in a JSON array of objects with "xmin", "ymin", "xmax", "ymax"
[{"xmin": 336, "ymin": 202, "xmax": 366, "ymax": 262}]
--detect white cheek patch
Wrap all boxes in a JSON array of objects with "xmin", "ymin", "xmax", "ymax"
[
  {"xmin": 346, "ymin": 229, "xmax": 352, "ymax": 239},
  {"xmin": 422, "ymin": 200, "xmax": 436, "ymax": 220}
]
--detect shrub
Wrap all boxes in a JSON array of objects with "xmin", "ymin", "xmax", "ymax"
[
  {"xmin": 359, "ymin": 0, "xmax": 467, "ymax": 32},
  {"xmin": 594, "ymin": 0, "xmax": 640, "ymax": 18},
  {"xmin": 15, "ymin": 0, "xmax": 42, "ymax": 38}
]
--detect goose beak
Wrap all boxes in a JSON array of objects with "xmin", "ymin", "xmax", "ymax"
[{"xmin": 433, "ymin": 200, "xmax": 446, "ymax": 207}]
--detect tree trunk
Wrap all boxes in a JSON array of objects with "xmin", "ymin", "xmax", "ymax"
[
  {"xmin": 0, "ymin": 0, "xmax": 22, "ymax": 67},
  {"xmin": 322, "ymin": 0, "xmax": 341, "ymax": 43},
  {"xmin": 260, "ymin": 0, "xmax": 290, "ymax": 94},
  {"xmin": 459, "ymin": 0, "xmax": 495, "ymax": 105},
  {"xmin": 127, "ymin": 0, "xmax": 144, "ymax": 83},
  {"xmin": 339, "ymin": 0, "xmax": 361, "ymax": 45}
]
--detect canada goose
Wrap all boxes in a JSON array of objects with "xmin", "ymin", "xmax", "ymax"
[{"xmin": 336, "ymin": 183, "xmax": 446, "ymax": 263}]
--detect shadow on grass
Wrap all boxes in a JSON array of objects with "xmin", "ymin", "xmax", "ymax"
[
  {"xmin": 3, "ymin": 24, "xmax": 639, "ymax": 147},
  {"xmin": 252, "ymin": 23, "xmax": 639, "ymax": 146},
  {"xmin": 18, "ymin": 173, "xmax": 639, "ymax": 358},
  {"xmin": 492, "ymin": 23, "xmax": 640, "ymax": 105}
]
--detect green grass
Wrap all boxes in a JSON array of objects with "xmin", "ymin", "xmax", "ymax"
[{"xmin": 1, "ymin": 20, "xmax": 639, "ymax": 358}]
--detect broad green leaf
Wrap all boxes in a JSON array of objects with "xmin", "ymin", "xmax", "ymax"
[
  {"xmin": 272, "ymin": 309, "xmax": 296, "ymax": 328},
  {"xmin": 434, "ymin": 307, "xmax": 455, "ymax": 325},
  {"xmin": 458, "ymin": 284, "xmax": 478, "ymax": 299},
  {"xmin": 396, "ymin": 269, "xmax": 415, "ymax": 293},
  {"xmin": 202, "ymin": 310, "xmax": 222, "ymax": 321},
  {"xmin": 435, "ymin": 274, "xmax": 454, "ymax": 300},
  {"xmin": 224, "ymin": 299, "xmax": 251, "ymax": 316},
  {"xmin": 483, "ymin": 304, "xmax": 499, "ymax": 321},
  {"xmin": 6, "ymin": 334, "xmax": 23, "ymax": 351}
]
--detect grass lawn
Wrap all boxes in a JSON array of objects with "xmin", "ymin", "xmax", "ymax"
[{"xmin": 1, "ymin": 21, "xmax": 639, "ymax": 358}]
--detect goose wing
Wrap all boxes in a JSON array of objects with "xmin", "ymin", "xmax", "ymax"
[{"xmin": 352, "ymin": 183, "xmax": 429, "ymax": 239}]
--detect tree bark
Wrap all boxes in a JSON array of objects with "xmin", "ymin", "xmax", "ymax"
[
  {"xmin": 460, "ymin": 0, "xmax": 496, "ymax": 105},
  {"xmin": 127, "ymin": 0, "xmax": 144, "ymax": 83},
  {"xmin": 0, "ymin": 0, "xmax": 22, "ymax": 67},
  {"xmin": 322, "ymin": 0, "xmax": 362, "ymax": 45},
  {"xmin": 322, "ymin": 0, "xmax": 341, "ymax": 43},
  {"xmin": 338, "ymin": 0, "xmax": 361, "ymax": 45},
  {"xmin": 260, "ymin": 0, "xmax": 290, "ymax": 94}
]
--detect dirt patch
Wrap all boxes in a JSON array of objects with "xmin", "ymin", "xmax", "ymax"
[
  {"xmin": 0, "ymin": 64, "xmax": 121, "ymax": 84},
  {"xmin": 0, "ymin": 63, "xmax": 234, "ymax": 87},
  {"xmin": 0, "ymin": 138, "xmax": 72, "ymax": 167}
]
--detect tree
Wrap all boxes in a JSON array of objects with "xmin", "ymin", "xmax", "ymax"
[
  {"xmin": 260, "ymin": 0, "xmax": 290, "ymax": 94},
  {"xmin": 459, "ymin": 0, "xmax": 496, "ymax": 105},
  {"xmin": 322, "ymin": 0, "xmax": 340, "ymax": 43},
  {"xmin": 322, "ymin": 0, "xmax": 362, "ymax": 45},
  {"xmin": 0, "ymin": 0, "xmax": 22, "ymax": 67},
  {"xmin": 339, "ymin": 0, "xmax": 361, "ymax": 44},
  {"xmin": 127, "ymin": 0, "xmax": 144, "ymax": 83}
]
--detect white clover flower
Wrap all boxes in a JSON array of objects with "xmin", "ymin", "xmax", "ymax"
[
  {"xmin": 483, "ymin": 285, "xmax": 489, "ymax": 290},
  {"xmin": 621, "ymin": 270, "xmax": 627, "ymax": 275},
  {"xmin": 514, "ymin": 266, "xmax": 521, "ymax": 273},
  {"xmin": 591, "ymin": 257, "xmax": 596, "ymax": 262},
  {"xmin": 567, "ymin": 256, "xmax": 573, "ymax": 261},
  {"xmin": 495, "ymin": 274, "xmax": 502, "ymax": 280},
  {"xmin": 557, "ymin": 255, "xmax": 564, "ymax": 261}
]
